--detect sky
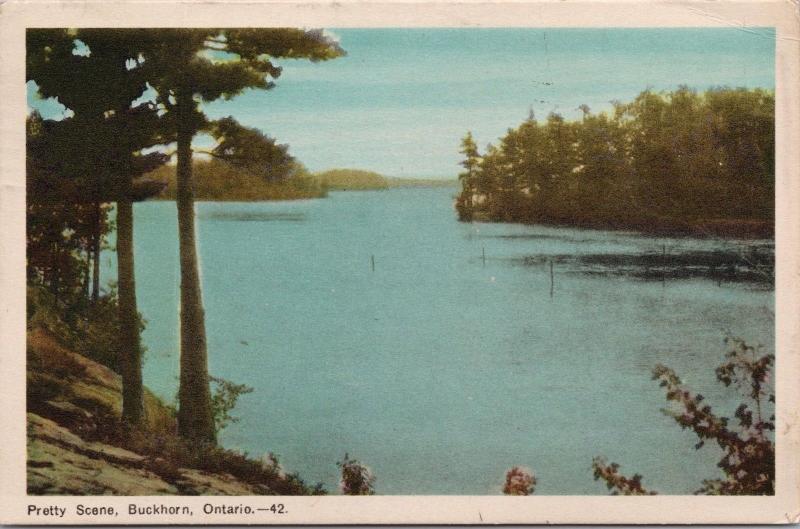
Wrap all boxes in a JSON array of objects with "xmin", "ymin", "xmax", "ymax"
[{"xmin": 28, "ymin": 28, "xmax": 776, "ymax": 178}]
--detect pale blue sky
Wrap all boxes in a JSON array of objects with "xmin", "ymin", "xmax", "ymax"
[{"xmin": 29, "ymin": 28, "xmax": 775, "ymax": 178}]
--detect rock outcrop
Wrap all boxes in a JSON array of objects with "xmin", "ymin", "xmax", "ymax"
[{"xmin": 26, "ymin": 327, "xmax": 268, "ymax": 495}]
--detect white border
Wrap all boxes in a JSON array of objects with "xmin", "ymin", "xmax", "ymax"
[{"xmin": 1, "ymin": 1, "xmax": 798, "ymax": 524}]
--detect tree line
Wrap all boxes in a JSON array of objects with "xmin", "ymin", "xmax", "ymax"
[
  {"xmin": 456, "ymin": 87, "xmax": 774, "ymax": 237},
  {"xmin": 151, "ymin": 159, "xmax": 327, "ymax": 201},
  {"xmin": 26, "ymin": 28, "xmax": 344, "ymax": 445}
]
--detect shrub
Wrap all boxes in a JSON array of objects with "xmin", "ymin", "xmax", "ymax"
[
  {"xmin": 337, "ymin": 453, "xmax": 375, "ymax": 495},
  {"xmin": 90, "ymin": 407, "xmax": 324, "ymax": 495},
  {"xmin": 27, "ymin": 283, "xmax": 146, "ymax": 373},
  {"xmin": 210, "ymin": 376, "xmax": 254, "ymax": 434},
  {"xmin": 503, "ymin": 466, "xmax": 537, "ymax": 495},
  {"xmin": 591, "ymin": 457, "xmax": 655, "ymax": 495},
  {"xmin": 593, "ymin": 337, "xmax": 774, "ymax": 495}
]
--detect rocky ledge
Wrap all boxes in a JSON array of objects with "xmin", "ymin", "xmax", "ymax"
[{"xmin": 26, "ymin": 327, "xmax": 272, "ymax": 495}]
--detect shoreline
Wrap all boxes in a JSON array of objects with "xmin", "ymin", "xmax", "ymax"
[
  {"xmin": 151, "ymin": 184, "xmax": 458, "ymax": 203},
  {"xmin": 464, "ymin": 212, "xmax": 774, "ymax": 241}
]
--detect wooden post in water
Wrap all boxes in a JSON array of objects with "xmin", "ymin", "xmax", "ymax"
[
  {"xmin": 371, "ymin": 254, "xmax": 375, "ymax": 272},
  {"xmin": 662, "ymin": 244, "xmax": 667, "ymax": 286},
  {"xmin": 482, "ymin": 246, "xmax": 486, "ymax": 267},
  {"xmin": 549, "ymin": 259, "xmax": 554, "ymax": 299}
]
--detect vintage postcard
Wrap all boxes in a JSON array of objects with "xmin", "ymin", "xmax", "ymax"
[{"xmin": 1, "ymin": 0, "xmax": 799, "ymax": 525}]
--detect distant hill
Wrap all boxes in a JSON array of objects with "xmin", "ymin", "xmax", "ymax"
[
  {"xmin": 151, "ymin": 160, "xmax": 327, "ymax": 201},
  {"xmin": 315, "ymin": 169, "xmax": 389, "ymax": 190},
  {"xmin": 314, "ymin": 169, "xmax": 457, "ymax": 190}
]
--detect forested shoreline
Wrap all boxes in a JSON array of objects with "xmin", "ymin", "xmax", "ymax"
[
  {"xmin": 151, "ymin": 160, "xmax": 328, "ymax": 201},
  {"xmin": 149, "ymin": 165, "xmax": 456, "ymax": 200},
  {"xmin": 456, "ymin": 87, "xmax": 774, "ymax": 238}
]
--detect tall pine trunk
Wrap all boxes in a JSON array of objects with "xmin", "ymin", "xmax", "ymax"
[
  {"xmin": 91, "ymin": 201, "xmax": 101, "ymax": 303},
  {"xmin": 83, "ymin": 250, "xmax": 91, "ymax": 300},
  {"xmin": 116, "ymin": 197, "xmax": 144, "ymax": 425},
  {"xmin": 175, "ymin": 88, "xmax": 217, "ymax": 445}
]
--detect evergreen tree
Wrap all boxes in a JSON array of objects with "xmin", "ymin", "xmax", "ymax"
[
  {"xmin": 27, "ymin": 29, "xmax": 168, "ymax": 424},
  {"xmin": 136, "ymin": 29, "xmax": 344, "ymax": 444},
  {"xmin": 456, "ymin": 132, "xmax": 481, "ymax": 219},
  {"xmin": 208, "ymin": 116, "xmax": 296, "ymax": 182}
]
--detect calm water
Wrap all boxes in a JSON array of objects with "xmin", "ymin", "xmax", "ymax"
[{"xmin": 104, "ymin": 188, "xmax": 774, "ymax": 494}]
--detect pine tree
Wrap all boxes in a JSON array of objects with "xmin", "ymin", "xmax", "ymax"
[
  {"xmin": 137, "ymin": 29, "xmax": 345, "ymax": 444},
  {"xmin": 27, "ymin": 29, "xmax": 168, "ymax": 425},
  {"xmin": 456, "ymin": 132, "xmax": 481, "ymax": 219}
]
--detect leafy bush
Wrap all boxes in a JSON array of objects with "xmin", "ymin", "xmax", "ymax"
[
  {"xmin": 210, "ymin": 376, "xmax": 254, "ymax": 434},
  {"xmin": 503, "ymin": 466, "xmax": 537, "ymax": 495},
  {"xmin": 91, "ymin": 409, "xmax": 325, "ymax": 495},
  {"xmin": 591, "ymin": 457, "xmax": 655, "ymax": 495},
  {"xmin": 337, "ymin": 453, "xmax": 375, "ymax": 495},
  {"xmin": 594, "ymin": 337, "xmax": 774, "ymax": 495},
  {"xmin": 27, "ymin": 284, "xmax": 146, "ymax": 372}
]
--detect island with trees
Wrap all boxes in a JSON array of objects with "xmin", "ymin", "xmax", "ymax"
[{"xmin": 455, "ymin": 87, "xmax": 774, "ymax": 239}]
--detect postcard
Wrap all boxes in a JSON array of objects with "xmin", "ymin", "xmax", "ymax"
[{"xmin": 0, "ymin": 0, "xmax": 798, "ymax": 524}]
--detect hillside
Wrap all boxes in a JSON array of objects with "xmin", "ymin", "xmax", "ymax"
[
  {"xmin": 151, "ymin": 160, "xmax": 327, "ymax": 201},
  {"xmin": 26, "ymin": 327, "xmax": 321, "ymax": 495},
  {"xmin": 315, "ymin": 169, "xmax": 389, "ymax": 190}
]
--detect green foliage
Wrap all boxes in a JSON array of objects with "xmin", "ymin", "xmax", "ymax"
[
  {"xmin": 594, "ymin": 338, "xmax": 774, "ymax": 495},
  {"xmin": 28, "ymin": 30, "xmax": 170, "ymax": 424},
  {"xmin": 82, "ymin": 387, "xmax": 323, "ymax": 495},
  {"xmin": 455, "ymin": 132, "xmax": 481, "ymax": 220},
  {"xmin": 26, "ymin": 113, "xmax": 109, "ymax": 302},
  {"xmin": 119, "ymin": 28, "xmax": 344, "ymax": 141},
  {"xmin": 502, "ymin": 466, "xmax": 537, "ymax": 495},
  {"xmin": 150, "ymin": 160, "xmax": 326, "ymax": 201},
  {"xmin": 457, "ymin": 87, "xmax": 774, "ymax": 237},
  {"xmin": 336, "ymin": 453, "xmax": 375, "ymax": 495},
  {"xmin": 209, "ymin": 117, "xmax": 296, "ymax": 182},
  {"xmin": 209, "ymin": 376, "xmax": 254, "ymax": 433},
  {"xmin": 27, "ymin": 284, "xmax": 147, "ymax": 373},
  {"xmin": 27, "ymin": 31, "xmax": 168, "ymax": 204}
]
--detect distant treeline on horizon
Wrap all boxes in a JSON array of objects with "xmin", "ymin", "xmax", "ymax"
[
  {"xmin": 151, "ymin": 165, "xmax": 457, "ymax": 201},
  {"xmin": 456, "ymin": 86, "xmax": 774, "ymax": 238}
]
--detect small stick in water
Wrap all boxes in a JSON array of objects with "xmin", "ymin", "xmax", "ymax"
[
  {"xmin": 482, "ymin": 246, "xmax": 486, "ymax": 267},
  {"xmin": 662, "ymin": 244, "xmax": 667, "ymax": 286},
  {"xmin": 550, "ymin": 259, "xmax": 554, "ymax": 298},
  {"xmin": 371, "ymin": 254, "xmax": 375, "ymax": 272}
]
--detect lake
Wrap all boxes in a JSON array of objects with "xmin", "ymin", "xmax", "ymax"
[{"xmin": 105, "ymin": 187, "xmax": 774, "ymax": 494}]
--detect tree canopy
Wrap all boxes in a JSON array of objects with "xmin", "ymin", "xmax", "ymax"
[{"xmin": 455, "ymin": 87, "xmax": 774, "ymax": 237}]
